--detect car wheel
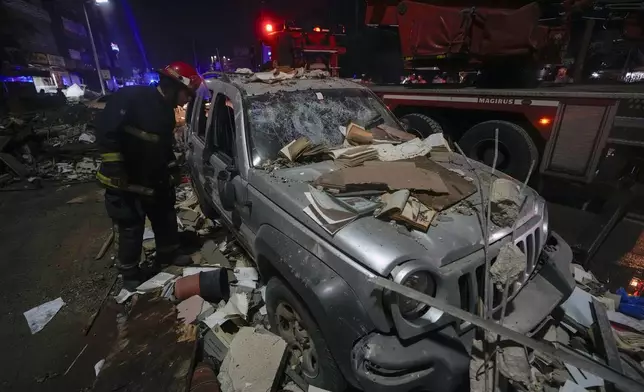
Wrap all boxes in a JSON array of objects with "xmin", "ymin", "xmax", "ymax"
[
  {"xmin": 266, "ymin": 277, "xmax": 346, "ymax": 391},
  {"xmin": 400, "ymin": 113, "xmax": 444, "ymax": 138},
  {"xmin": 458, "ymin": 120, "xmax": 539, "ymax": 181},
  {"xmin": 190, "ymin": 177, "xmax": 219, "ymax": 219}
]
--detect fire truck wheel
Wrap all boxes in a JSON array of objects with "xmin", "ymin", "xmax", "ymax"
[
  {"xmin": 400, "ymin": 113, "xmax": 443, "ymax": 138},
  {"xmin": 458, "ymin": 120, "xmax": 539, "ymax": 180}
]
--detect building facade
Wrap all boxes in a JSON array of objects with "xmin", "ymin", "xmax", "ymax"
[{"xmin": 1, "ymin": 0, "xmax": 118, "ymax": 92}]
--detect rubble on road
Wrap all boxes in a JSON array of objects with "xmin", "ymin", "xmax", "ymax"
[
  {"xmin": 217, "ymin": 327, "xmax": 288, "ymax": 392},
  {"xmin": 0, "ymin": 104, "xmax": 101, "ymax": 188},
  {"xmin": 465, "ymin": 263, "xmax": 644, "ymax": 392}
]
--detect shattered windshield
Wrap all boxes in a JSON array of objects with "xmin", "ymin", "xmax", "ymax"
[{"xmin": 246, "ymin": 88, "xmax": 402, "ymax": 166}]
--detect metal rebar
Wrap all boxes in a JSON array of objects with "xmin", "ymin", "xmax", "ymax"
[
  {"xmin": 491, "ymin": 128, "xmax": 499, "ymax": 175},
  {"xmin": 454, "ymin": 142, "xmax": 492, "ymax": 392}
]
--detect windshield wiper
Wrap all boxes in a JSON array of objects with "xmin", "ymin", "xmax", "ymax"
[{"xmin": 364, "ymin": 113, "xmax": 385, "ymax": 130}]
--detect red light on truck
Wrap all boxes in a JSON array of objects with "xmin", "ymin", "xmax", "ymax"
[
  {"xmin": 538, "ymin": 117, "xmax": 552, "ymax": 126},
  {"xmin": 265, "ymin": 23, "xmax": 274, "ymax": 33}
]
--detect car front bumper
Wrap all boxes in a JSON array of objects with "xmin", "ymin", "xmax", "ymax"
[
  {"xmin": 351, "ymin": 327, "xmax": 471, "ymax": 392},
  {"xmin": 350, "ymin": 231, "xmax": 575, "ymax": 392}
]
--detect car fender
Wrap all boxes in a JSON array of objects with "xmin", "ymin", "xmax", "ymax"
[{"xmin": 254, "ymin": 224, "xmax": 375, "ymax": 388}]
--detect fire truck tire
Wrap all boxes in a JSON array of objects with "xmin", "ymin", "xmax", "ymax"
[
  {"xmin": 459, "ymin": 120, "xmax": 539, "ymax": 180},
  {"xmin": 400, "ymin": 113, "xmax": 443, "ymax": 138}
]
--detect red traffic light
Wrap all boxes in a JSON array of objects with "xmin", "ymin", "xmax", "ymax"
[{"xmin": 265, "ymin": 23, "xmax": 274, "ymax": 32}]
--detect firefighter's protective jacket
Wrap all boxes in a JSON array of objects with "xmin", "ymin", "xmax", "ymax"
[{"xmin": 95, "ymin": 86, "xmax": 178, "ymax": 195}]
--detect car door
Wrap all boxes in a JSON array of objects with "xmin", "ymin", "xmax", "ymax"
[
  {"xmin": 186, "ymin": 88, "xmax": 212, "ymax": 188},
  {"xmin": 203, "ymin": 83, "xmax": 255, "ymax": 252}
]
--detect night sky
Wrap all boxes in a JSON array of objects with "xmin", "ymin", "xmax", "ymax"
[{"xmin": 98, "ymin": 0, "xmax": 360, "ymax": 72}]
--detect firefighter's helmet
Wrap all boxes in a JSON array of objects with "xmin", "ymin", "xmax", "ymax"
[{"xmin": 159, "ymin": 61, "xmax": 202, "ymax": 93}]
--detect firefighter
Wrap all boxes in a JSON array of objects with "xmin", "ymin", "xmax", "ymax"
[{"xmin": 95, "ymin": 61, "xmax": 202, "ymax": 290}]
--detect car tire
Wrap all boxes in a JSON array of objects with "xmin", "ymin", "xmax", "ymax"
[
  {"xmin": 266, "ymin": 277, "xmax": 346, "ymax": 391},
  {"xmin": 190, "ymin": 177, "xmax": 219, "ymax": 219},
  {"xmin": 400, "ymin": 113, "xmax": 443, "ymax": 138},
  {"xmin": 458, "ymin": 120, "xmax": 539, "ymax": 181}
]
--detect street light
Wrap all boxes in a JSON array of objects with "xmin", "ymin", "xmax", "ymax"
[{"xmin": 83, "ymin": 0, "xmax": 108, "ymax": 95}]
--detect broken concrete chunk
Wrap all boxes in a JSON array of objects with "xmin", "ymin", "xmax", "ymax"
[
  {"xmin": 489, "ymin": 178, "xmax": 524, "ymax": 228},
  {"xmin": 217, "ymin": 327, "xmax": 288, "ymax": 392},
  {"xmin": 490, "ymin": 243, "xmax": 527, "ymax": 289},
  {"xmin": 499, "ymin": 345, "xmax": 531, "ymax": 385}
]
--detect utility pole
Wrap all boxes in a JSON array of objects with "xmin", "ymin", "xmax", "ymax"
[{"xmin": 83, "ymin": 1, "xmax": 106, "ymax": 95}]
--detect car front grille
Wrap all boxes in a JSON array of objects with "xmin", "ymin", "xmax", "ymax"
[{"xmin": 461, "ymin": 223, "xmax": 543, "ymax": 317}]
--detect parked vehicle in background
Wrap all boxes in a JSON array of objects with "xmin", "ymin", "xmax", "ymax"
[{"xmin": 185, "ymin": 71, "xmax": 575, "ymax": 391}]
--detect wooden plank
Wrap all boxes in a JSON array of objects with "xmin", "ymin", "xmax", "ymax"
[{"xmin": 92, "ymin": 295, "xmax": 198, "ymax": 392}]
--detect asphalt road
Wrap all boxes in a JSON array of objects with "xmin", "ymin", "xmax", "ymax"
[{"xmin": 0, "ymin": 182, "xmax": 117, "ymax": 392}]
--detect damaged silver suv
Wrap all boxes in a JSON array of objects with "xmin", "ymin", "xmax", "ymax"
[{"xmin": 185, "ymin": 71, "xmax": 575, "ymax": 392}]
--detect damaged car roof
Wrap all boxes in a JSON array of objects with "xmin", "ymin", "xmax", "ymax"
[{"xmin": 203, "ymin": 73, "xmax": 367, "ymax": 97}]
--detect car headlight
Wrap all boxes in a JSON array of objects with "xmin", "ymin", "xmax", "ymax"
[
  {"xmin": 394, "ymin": 270, "xmax": 436, "ymax": 320},
  {"xmin": 541, "ymin": 202, "xmax": 549, "ymax": 243}
]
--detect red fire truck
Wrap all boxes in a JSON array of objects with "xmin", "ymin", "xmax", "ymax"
[{"xmin": 257, "ymin": 18, "xmax": 346, "ymax": 77}]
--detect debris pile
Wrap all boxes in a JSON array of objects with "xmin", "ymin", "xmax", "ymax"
[
  {"xmin": 468, "ymin": 263, "xmax": 644, "ymax": 392},
  {"xmin": 0, "ymin": 104, "xmax": 101, "ymax": 189},
  {"xmin": 101, "ymin": 182, "xmax": 317, "ymax": 392}
]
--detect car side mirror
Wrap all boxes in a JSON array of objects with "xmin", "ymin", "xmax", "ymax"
[{"xmin": 217, "ymin": 166, "xmax": 238, "ymax": 212}]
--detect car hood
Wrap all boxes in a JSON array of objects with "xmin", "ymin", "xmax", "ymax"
[{"xmin": 249, "ymin": 155, "xmax": 540, "ymax": 276}]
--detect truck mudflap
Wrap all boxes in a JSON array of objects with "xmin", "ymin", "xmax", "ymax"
[
  {"xmin": 493, "ymin": 231, "xmax": 575, "ymax": 334},
  {"xmin": 351, "ymin": 327, "xmax": 470, "ymax": 392}
]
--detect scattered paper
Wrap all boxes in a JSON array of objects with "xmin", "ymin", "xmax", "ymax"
[
  {"xmin": 259, "ymin": 305, "xmax": 267, "ymax": 316},
  {"xmin": 23, "ymin": 297, "xmax": 66, "ymax": 334},
  {"xmin": 94, "ymin": 359, "xmax": 105, "ymax": 377},
  {"xmin": 607, "ymin": 310, "xmax": 644, "ymax": 333},
  {"xmin": 316, "ymin": 92, "xmax": 324, "ymax": 100},
  {"xmin": 572, "ymin": 264, "xmax": 596, "ymax": 284},
  {"xmin": 114, "ymin": 288, "xmax": 138, "ymax": 304},
  {"xmin": 305, "ymin": 188, "xmax": 356, "ymax": 225},
  {"xmin": 136, "ymin": 272, "xmax": 175, "ymax": 293},
  {"xmin": 376, "ymin": 190, "xmax": 410, "ymax": 218},
  {"xmin": 390, "ymin": 196, "xmax": 436, "ymax": 231},
  {"xmin": 372, "ymin": 138, "xmax": 432, "ymax": 161},
  {"xmin": 234, "ymin": 267, "xmax": 259, "ymax": 282},
  {"xmin": 561, "ymin": 287, "xmax": 595, "ymax": 327},
  {"xmin": 203, "ymin": 293, "xmax": 249, "ymax": 328},
  {"xmin": 345, "ymin": 122, "xmax": 373, "ymax": 145}
]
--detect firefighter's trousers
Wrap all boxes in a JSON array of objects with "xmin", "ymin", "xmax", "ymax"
[{"xmin": 104, "ymin": 187, "xmax": 179, "ymax": 277}]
